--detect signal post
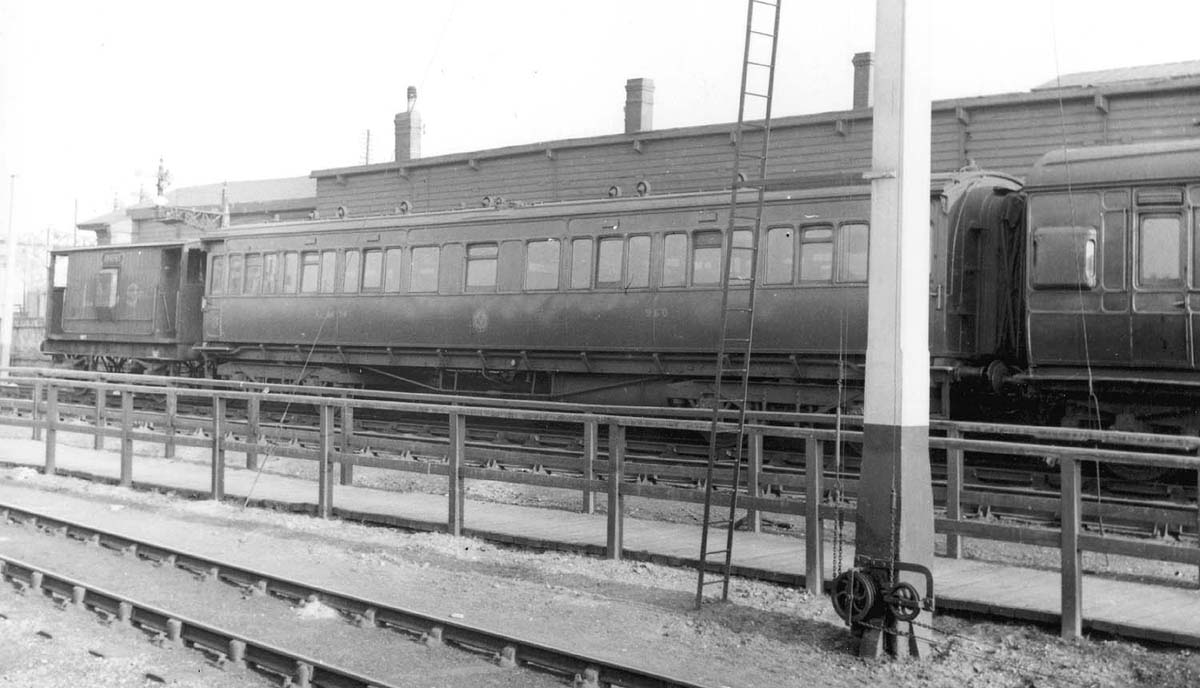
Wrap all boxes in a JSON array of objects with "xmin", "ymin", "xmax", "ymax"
[{"xmin": 849, "ymin": 0, "xmax": 936, "ymax": 659}]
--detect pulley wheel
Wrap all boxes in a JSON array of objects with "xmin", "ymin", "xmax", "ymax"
[
  {"xmin": 887, "ymin": 581, "xmax": 922, "ymax": 622},
  {"xmin": 831, "ymin": 570, "xmax": 875, "ymax": 624}
]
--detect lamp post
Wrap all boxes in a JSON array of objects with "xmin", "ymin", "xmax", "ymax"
[{"xmin": 0, "ymin": 174, "xmax": 16, "ymax": 376}]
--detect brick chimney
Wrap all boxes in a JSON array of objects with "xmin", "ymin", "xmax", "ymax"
[
  {"xmin": 624, "ymin": 78, "xmax": 654, "ymax": 134},
  {"xmin": 394, "ymin": 85, "xmax": 422, "ymax": 162},
  {"xmin": 852, "ymin": 52, "xmax": 873, "ymax": 109}
]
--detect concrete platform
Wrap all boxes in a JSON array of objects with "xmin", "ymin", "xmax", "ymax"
[{"xmin": 1, "ymin": 431, "xmax": 1198, "ymax": 649}]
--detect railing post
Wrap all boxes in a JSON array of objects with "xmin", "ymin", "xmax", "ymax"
[
  {"xmin": 93, "ymin": 386, "xmax": 106, "ymax": 450},
  {"xmin": 582, "ymin": 419, "xmax": 597, "ymax": 514},
  {"xmin": 339, "ymin": 403, "xmax": 355, "ymax": 486},
  {"xmin": 245, "ymin": 395, "xmax": 260, "ymax": 470},
  {"xmin": 805, "ymin": 438, "xmax": 824, "ymax": 596},
  {"xmin": 946, "ymin": 428, "xmax": 964, "ymax": 559},
  {"xmin": 30, "ymin": 379, "xmax": 42, "ymax": 440},
  {"xmin": 318, "ymin": 404, "xmax": 334, "ymax": 518},
  {"xmin": 44, "ymin": 383, "xmax": 57, "ymax": 475},
  {"xmin": 163, "ymin": 390, "xmax": 176, "ymax": 458},
  {"xmin": 447, "ymin": 412, "xmax": 466, "ymax": 535},
  {"xmin": 210, "ymin": 396, "xmax": 225, "ymax": 500},
  {"xmin": 606, "ymin": 423, "xmax": 625, "ymax": 560},
  {"xmin": 1060, "ymin": 456, "xmax": 1082, "ymax": 640},
  {"xmin": 1195, "ymin": 468, "xmax": 1199, "ymax": 588},
  {"xmin": 747, "ymin": 430, "xmax": 763, "ymax": 533},
  {"xmin": 120, "ymin": 391, "xmax": 133, "ymax": 486}
]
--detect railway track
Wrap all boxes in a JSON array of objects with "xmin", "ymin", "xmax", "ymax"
[{"xmin": 0, "ymin": 503, "xmax": 707, "ymax": 688}]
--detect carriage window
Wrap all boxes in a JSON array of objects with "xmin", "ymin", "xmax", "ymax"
[
  {"xmin": 1031, "ymin": 226, "xmax": 1097, "ymax": 289},
  {"xmin": 342, "ymin": 250, "xmax": 361, "ymax": 293},
  {"xmin": 53, "ymin": 255, "xmax": 69, "ymax": 289},
  {"xmin": 799, "ymin": 227, "xmax": 833, "ymax": 281},
  {"xmin": 227, "ymin": 254, "xmax": 244, "ymax": 294},
  {"xmin": 92, "ymin": 268, "xmax": 120, "ymax": 307},
  {"xmin": 663, "ymin": 233, "xmax": 687, "ymax": 287},
  {"xmin": 282, "ymin": 252, "xmax": 299, "ymax": 293},
  {"xmin": 597, "ymin": 237, "xmax": 623, "ymax": 286},
  {"xmin": 262, "ymin": 253, "xmax": 279, "ymax": 294},
  {"xmin": 837, "ymin": 223, "xmax": 869, "ymax": 283},
  {"xmin": 1140, "ymin": 215, "xmax": 1182, "ymax": 286},
  {"xmin": 300, "ymin": 252, "xmax": 320, "ymax": 293},
  {"xmin": 692, "ymin": 231, "xmax": 722, "ymax": 285},
  {"xmin": 570, "ymin": 238, "xmax": 593, "ymax": 289},
  {"xmin": 384, "ymin": 248, "xmax": 403, "ymax": 292},
  {"xmin": 627, "ymin": 235, "xmax": 651, "ymax": 288},
  {"xmin": 210, "ymin": 256, "xmax": 226, "ymax": 295},
  {"xmin": 410, "ymin": 246, "xmax": 439, "ymax": 292},
  {"xmin": 765, "ymin": 227, "xmax": 794, "ymax": 284},
  {"xmin": 525, "ymin": 239, "xmax": 560, "ymax": 290},
  {"xmin": 466, "ymin": 243, "xmax": 498, "ymax": 289},
  {"xmin": 362, "ymin": 249, "xmax": 382, "ymax": 291},
  {"xmin": 244, "ymin": 254, "xmax": 262, "ymax": 294},
  {"xmin": 320, "ymin": 251, "xmax": 337, "ymax": 293},
  {"xmin": 730, "ymin": 230, "xmax": 753, "ymax": 281}
]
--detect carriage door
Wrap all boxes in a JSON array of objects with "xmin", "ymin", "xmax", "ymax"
[
  {"xmin": 177, "ymin": 248, "xmax": 207, "ymax": 345},
  {"xmin": 1132, "ymin": 188, "xmax": 1189, "ymax": 368},
  {"xmin": 156, "ymin": 248, "xmax": 181, "ymax": 337}
]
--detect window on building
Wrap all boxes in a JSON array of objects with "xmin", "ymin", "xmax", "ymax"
[
  {"xmin": 570, "ymin": 238, "xmax": 593, "ymax": 289},
  {"xmin": 227, "ymin": 254, "xmax": 244, "ymax": 294},
  {"xmin": 692, "ymin": 231, "xmax": 722, "ymax": 285},
  {"xmin": 263, "ymin": 253, "xmax": 279, "ymax": 294},
  {"xmin": 662, "ymin": 233, "xmax": 687, "ymax": 287},
  {"xmin": 1140, "ymin": 215, "xmax": 1182, "ymax": 285},
  {"xmin": 384, "ymin": 248, "xmax": 403, "ymax": 292},
  {"xmin": 282, "ymin": 252, "xmax": 299, "ymax": 293},
  {"xmin": 627, "ymin": 235, "xmax": 650, "ymax": 288},
  {"xmin": 525, "ymin": 239, "xmax": 560, "ymax": 290},
  {"xmin": 343, "ymin": 250, "xmax": 361, "ymax": 293},
  {"xmin": 300, "ymin": 252, "xmax": 320, "ymax": 293},
  {"xmin": 837, "ymin": 223, "xmax": 869, "ymax": 283},
  {"xmin": 799, "ymin": 227, "xmax": 833, "ymax": 281},
  {"xmin": 466, "ymin": 243, "xmax": 498, "ymax": 289},
  {"xmin": 320, "ymin": 250, "xmax": 337, "ymax": 293},
  {"xmin": 410, "ymin": 246, "xmax": 439, "ymax": 292},
  {"xmin": 244, "ymin": 254, "xmax": 262, "ymax": 294},
  {"xmin": 362, "ymin": 249, "xmax": 383, "ymax": 291},
  {"xmin": 765, "ymin": 227, "xmax": 794, "ymax": 284},
  {"xmin": 596, "ymin": 237, "xmax": 624, "ymax": 286},
  {"xmin": 210, "ymin": 256, "xmax": 226, "ymax": 295}
]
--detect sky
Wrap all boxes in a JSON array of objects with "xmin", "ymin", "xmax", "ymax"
[{"xmin": 2, "ymin": 0, "xmax": 1200, "ymax": 250}]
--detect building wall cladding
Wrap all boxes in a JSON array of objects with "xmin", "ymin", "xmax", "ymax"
[{"xmin": 313, "ymin": 79, "xmax": 1200, "ymax": 218}]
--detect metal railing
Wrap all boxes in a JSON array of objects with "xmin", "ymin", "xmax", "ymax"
[{"xmin": 1, "ymin": 368, "xmax": 1199, "ymax": 640}]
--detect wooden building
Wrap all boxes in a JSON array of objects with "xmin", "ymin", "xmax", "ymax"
[{"xmin": 312, "ymin": 59, "xmax": 1200, "ymax": 218}]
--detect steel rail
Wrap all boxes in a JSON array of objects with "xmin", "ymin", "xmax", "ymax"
[{"xmin": 0, "ymin": 503, "xmax": 709, "ymax": 688}]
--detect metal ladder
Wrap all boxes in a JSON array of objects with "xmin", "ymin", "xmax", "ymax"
[{"xmin": 695, "ymin": 0, "xmax": 782, "ymax": 608}]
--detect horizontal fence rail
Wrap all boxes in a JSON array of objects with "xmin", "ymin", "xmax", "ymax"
[{"xmin": 1, "ymin": 368, "xmax": 1199, "ymax": 641}]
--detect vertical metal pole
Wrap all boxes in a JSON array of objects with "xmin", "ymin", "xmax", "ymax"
[
  {"xmin": 163, "ymin": 390, "xmax": 176, "ymax": 458},
  {"xmin": 318, "ymin": 404, "xmax": 334, "ymax": 518},
  {"xmin": 43, "ymin": 384, "xmax": 57, "ymax": 475},
  {"xmin": 447, "ymin": 412, "xmax": 466, "ymax": 535},
  {"xmin": 0, "ymin": 175, "xmax": 16, "ymax": 377},
  {"xmin": 1060, "ymin": 456, "xmax": 1082, "ymax": 640},
  {"xmin": 30, "ymin": 380, "xmax": 41, "ymax": 440},
  {"xmin": 582, "ymin": 419, "xmax": 597, "ymax": 514},
  {"xmin": 747, "ymin": 430, "xmax": 763, "ymax": 533},
  {"xmin": 805, "ymin": 438, "xmax": 824, "ymax": 596},
  {"xmin": 946, "ymin": 429, "xmax": 964, "ymax": 559},
  {"xmin": 210, "ymin": 396, "xmax": 225, "ymax": 500},
  {"xmin": 245, "ymin": 396, "xmax": 260, "ymax": 470},
  {"xmin": 93, "ymin": 386, "xmax": 106, "ymax": 450},
  {"xmin": 606, "ymin": 423, "xmax": 625, "ymax": 560},
  {"xmin": 339, "ymin": 403, "xmax": 355, "ymax": 486},
  {"xmin": 119, "ymin": 391, "xmax": 133, "ymax": 486}
]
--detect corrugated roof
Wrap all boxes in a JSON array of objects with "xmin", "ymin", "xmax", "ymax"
[
  {"xmin": 76, "ymin": 208, "xmax": 130, "ymax": 228},
  {"xmin": 1034, "ymin": 60, "xmax": 1200, "ymax": 90},
  {"xmin": 165, "ymin": 176, "xmax": 316, "ymax": 207}
]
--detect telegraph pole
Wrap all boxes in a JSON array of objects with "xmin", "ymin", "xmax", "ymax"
[{"xmin": 0, "ymin": 174, "xmax": 16, "ymax": 375}]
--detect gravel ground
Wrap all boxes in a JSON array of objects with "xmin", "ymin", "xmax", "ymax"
[{"xmin": 1, "ymin": 460, "xmax": 1200, "ymax": 688}]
